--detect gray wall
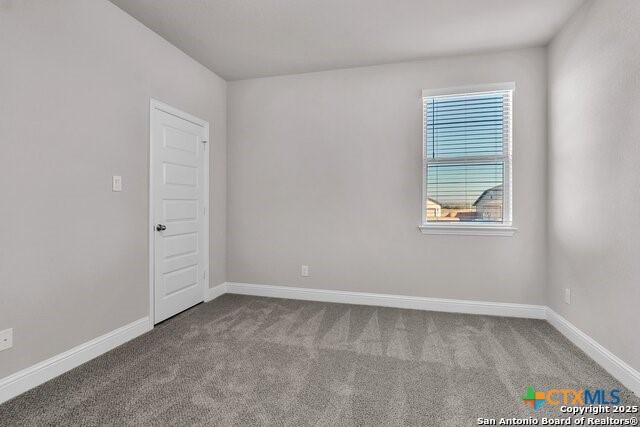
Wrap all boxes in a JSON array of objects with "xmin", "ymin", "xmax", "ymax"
[
  {"xmin": 228, "ymin": 48, "xmax": 547, "ymax": 304},
  {"xmin": 6, "ymin": 0, "xmax": 636, "ymax": 390},
  {"xmin": 548, "ymin": 0, "xmax": 640, "ymax": 372},
  {"xmin": 0, "ymin": 0, "xmax": 226, "ymax": 378}
]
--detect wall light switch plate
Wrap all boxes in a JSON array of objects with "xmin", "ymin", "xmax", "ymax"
[
  {"xmin": 301, "ymin": 265, "xmax": 310, "ymax": 277},
  {"xmin": 0, "ymin": 328, "xmax": 13, "ymax": 352},
  {"xmin": 564, "ymin": 288, "xmax": 571, "ymax": 305},
  {"xmin": 112, "ymin": 175, "xmax": 122, "ymax": 192}
]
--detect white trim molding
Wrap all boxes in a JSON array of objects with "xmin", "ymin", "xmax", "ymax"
[
  {"xmin": 149, "ymin": 98, "xmax": 210, "ymax": 326},
  {"xmin": 422, "ymin": 81, "xmax": 516, "ymax": 98},
  {"xmin": 419, "ymin": 224, "xmax": 517, "ymax": 236},
  {"xmin": 225, "ymin": 282, "xmax": 638, "ymax": 396},
  {"xmin": 225, "ymin": 282, "xmax": 546, "ymax": 319},
  {"xmin": 546, "ymin": 308, "xmax": 640, "ymax": 397},
  {"xmin": 0, "ymin": 317, "xmax": 150, "ymax": 405},
  {"xmin": 421, "ymin": 82, "xmax": 515, "ymax": 237},
  {"xmin": 205, "ymin": 282, "xmax": 228, "ymax": 302},
  {"xmin": 2, "ymin": 287, "xmax": 637, "ymax": 405}
]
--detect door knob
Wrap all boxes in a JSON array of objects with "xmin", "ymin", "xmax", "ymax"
[{"xmin": 156, "ymin": 224, "xmax": 167, "ymax": 231}]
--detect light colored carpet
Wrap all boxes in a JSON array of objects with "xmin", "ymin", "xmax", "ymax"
[{"xmin": 1, "ymin": 294, "xmax": 638, "ymax": 426}]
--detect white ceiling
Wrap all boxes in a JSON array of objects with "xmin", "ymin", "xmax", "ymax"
[{"xmin": 110, "ymin": 0, "xmax": 585, "ymax": 81}]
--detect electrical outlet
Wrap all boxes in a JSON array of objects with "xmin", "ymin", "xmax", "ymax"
[
  {"xmin": 0, "ymin": 328, "xmax": 13, "ymax": 352},
  {"xmin": 112, "ymin": 175, "xmax": 122, "ymax": 192},
  {"xmin": 564, "ymin": 288, "xmax": 571, "ymax": 305},
  {"xmin": 301, "ymin": 265, "xmax": 310, "ymax": 277}
]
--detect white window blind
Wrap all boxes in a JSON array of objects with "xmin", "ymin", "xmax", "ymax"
[{"xmin": 422, "ymin": 84, "xmax": 513, "ymax": 227}]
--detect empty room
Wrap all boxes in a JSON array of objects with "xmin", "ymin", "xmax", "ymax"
[{"xmin": 1, "ymin": 0, "xmax": 639, "ymax": 425}]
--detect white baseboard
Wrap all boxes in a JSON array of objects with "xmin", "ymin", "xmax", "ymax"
[
  {"xmin": 0, "ymin": 317, "xmax": 150, "ymax": 405},
  {"xmin": 224, "ymin": 282, "xmax": 638, "ymax": 397},
  {"xmin": 224, "ymin": 282, "xmax": 547, "ymax": 319},
  {"xmin": 2, "ymin": 285, "xmax": 637, "ymax": 406},
  {"xmin": 546, "ymin": 308, "xmax": 640, "ymax": 397},
  {"xmin": 0, "ymin": 282, "xmax": 227, "ymax": 404},
  {"xmin": 205, "ymin": 282, "xmax": 228, "ymax": 302}
]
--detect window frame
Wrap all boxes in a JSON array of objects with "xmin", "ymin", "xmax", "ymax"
[{"xmin": 419, "ymin": 82, "xmax": 517, "ymax": 236}]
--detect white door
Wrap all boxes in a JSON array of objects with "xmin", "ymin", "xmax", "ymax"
[{"xmin": 151, "ymin": 100, "xmax": 209, "ymax": 324}]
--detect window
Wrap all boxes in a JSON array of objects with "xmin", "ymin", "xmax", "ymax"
[{"xmin": 420, "ymin": 83, "xmax": 515, "ymax": 236}]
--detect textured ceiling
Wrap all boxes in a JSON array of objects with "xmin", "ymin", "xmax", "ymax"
[{"xmin": 110, "ymin": 0, "xmax": 585, "ymax": 80}]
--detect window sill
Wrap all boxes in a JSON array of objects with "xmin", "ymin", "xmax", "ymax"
[{"xmin": 418, "ymin": 224, "xmax": 517, "ymax": 236}]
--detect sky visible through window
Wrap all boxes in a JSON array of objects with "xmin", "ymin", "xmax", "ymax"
[{"xmin": 425, "ymin": 92, "xmax": 507, "ymax": 222}]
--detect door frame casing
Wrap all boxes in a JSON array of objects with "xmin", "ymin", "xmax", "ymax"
[{"xmin": 148, "ymin": 98, "xmax": 210, "ymax": 327}]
